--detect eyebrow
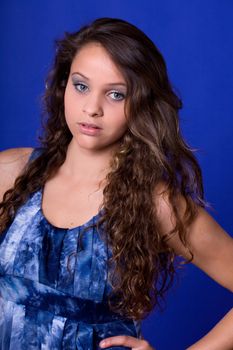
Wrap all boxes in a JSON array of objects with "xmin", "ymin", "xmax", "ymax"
[{"xmin": 71, "ymin": 71, "xmax": 127, "ymax": 87}]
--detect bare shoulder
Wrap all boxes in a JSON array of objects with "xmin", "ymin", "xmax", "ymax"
[
  {"xmin": 153, "ymin": 181, "xmax": 174, "ymax": 231},
  {"xmin": 0, "ymin": 147, "xmax": 34, "ymax": 201},
  {"xmin": 153, "ymin": 181, "xmax": 233, "ymax": 292},
  {"xmin": 0, "ymin": 147, "xmax": 34, "ymax": 164},
  {"xmin": 153, "ymin": 181, "xmax": 207, "ymax": 258}
]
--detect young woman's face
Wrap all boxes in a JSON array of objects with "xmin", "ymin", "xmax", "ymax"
[{"xmin": 64, "ymin": 42, "xmax": 128, "ymax": 152}]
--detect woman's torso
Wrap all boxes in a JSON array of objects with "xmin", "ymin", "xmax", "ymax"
[{"xmin": 0, "ymin": 148, "xmax": 141, "ymax": 350}]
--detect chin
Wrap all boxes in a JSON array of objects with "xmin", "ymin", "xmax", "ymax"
[
  {"xmin": 75, "ymin": 139, "xmax": 103, "ymax": 151},
  {"xmin": 73, "ymin": 134, "xmax": 121, "ymax": 152}
]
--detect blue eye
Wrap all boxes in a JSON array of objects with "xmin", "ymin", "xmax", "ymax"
[
  {"xmin": 109, "ymin": 91, "xmax": 125, "ymax": 101},
  {"xmin": 73, "ymin": 82, "xmax": 88, "ymax": 93},
  {"xmin": 72, "ymin": 81, "xmax": 125, "ymax": 101}
]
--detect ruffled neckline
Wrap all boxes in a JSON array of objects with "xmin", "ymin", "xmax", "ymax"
[{"xmin": 37, "ymin": 187, "xmax": 103, "ymax": 232}]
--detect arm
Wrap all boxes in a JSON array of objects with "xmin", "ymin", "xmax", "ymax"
[
  {"xmin": 186, "ymin": 308, "xmax": 233, "ymax": 350},
  {"xmin": 0, "ymin": 147, "xmax": 33, "ymax": 201},
  {"xmin": 154, "ymin": 183, "xmax": 233, "ymax": 349}
]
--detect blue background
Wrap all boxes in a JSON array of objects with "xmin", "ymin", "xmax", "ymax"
[{"xmin": 1, "ymin": 1, "xmax": 232, "ymax": 349}]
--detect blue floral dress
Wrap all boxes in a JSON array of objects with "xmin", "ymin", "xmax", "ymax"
[{"xmin": 0, "ymin": 148, "xmax": 141, "ymax": 349}]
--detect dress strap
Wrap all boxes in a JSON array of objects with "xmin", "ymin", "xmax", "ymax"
[{"xmin": 28, "ymin": 147, "xmax": 45, "ymax": 162}]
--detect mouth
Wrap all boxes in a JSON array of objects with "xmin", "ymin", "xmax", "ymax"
[
  {"xmin": 78, "ymin": 122, "xmax": 102, "ymax": 129},
  {"xmin": 77, "ymin": 122, "xmax": 103, "ymax": 136}
]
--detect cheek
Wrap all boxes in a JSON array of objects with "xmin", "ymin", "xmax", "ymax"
[
  {"xmin": 64, "ymin": 90, "xmax": 70, "ymax": 120},
  {"xmin": 113, "ymin": 111, "xmax": 127, "ymax": 132},
  {"xmin": 109, "ymin": 118, "xmax": 128, "ymax": 140},
  {"xmin": 107, "ymin": 105, "xmax": 127, "ymax": 127},
  {"xmin": 64, "ymin": 93, "xmax": 78, "ymax": 123}
]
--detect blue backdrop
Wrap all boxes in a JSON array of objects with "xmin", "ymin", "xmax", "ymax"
[{"xmin": 1, "ymin": 1, "xmax": 232, "ymax": 349}]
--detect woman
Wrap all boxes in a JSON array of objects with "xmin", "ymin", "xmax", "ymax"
[{"xmin": 0, "ymin": 17, "xmax": 232, "ymax": 350}]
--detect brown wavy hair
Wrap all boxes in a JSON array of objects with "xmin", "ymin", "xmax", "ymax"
[{"xmin": 0, "ymin": 17, "xmax": 207, "ymax": 321}]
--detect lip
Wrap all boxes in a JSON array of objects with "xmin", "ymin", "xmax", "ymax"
[
  {"xmin": 78, "ymin": 122, "xmax": 102, "ymax": 128},
  {"xmin": 77, "ymin": 122, "xmax": 102, "ymax": 136}
]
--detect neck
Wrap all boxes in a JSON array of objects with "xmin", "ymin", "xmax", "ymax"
[{"xmin": 59, "ymin": 138, "xmax": 115, "ymax": 182}]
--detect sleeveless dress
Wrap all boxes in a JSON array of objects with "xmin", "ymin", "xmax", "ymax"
[{"xmin": 0, "ymin": 148, "xmax": 141, "ymax": 350}]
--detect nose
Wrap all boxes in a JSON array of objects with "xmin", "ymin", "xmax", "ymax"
[{"xmin": 82, "ymin": 92, "xmax": 103, "ymax": 118}]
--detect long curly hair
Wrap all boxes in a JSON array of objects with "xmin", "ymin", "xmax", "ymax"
[{"xmin": 0, "ymin": 17, "xmax": 207, "ymax": 321}]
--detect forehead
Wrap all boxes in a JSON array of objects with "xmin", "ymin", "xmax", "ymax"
[{"xmin": 70, "ymin": 43, "xmax": 126, "ymax": 82}]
